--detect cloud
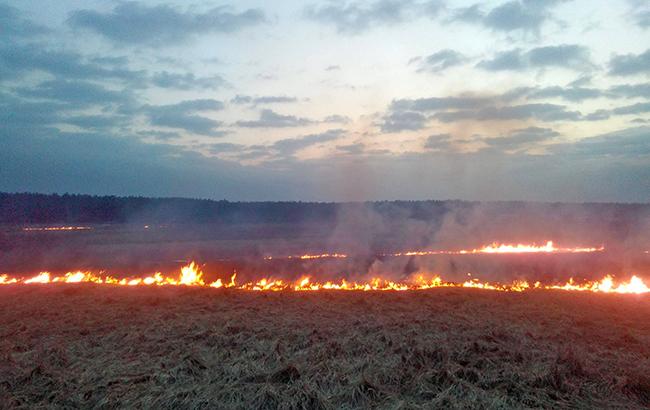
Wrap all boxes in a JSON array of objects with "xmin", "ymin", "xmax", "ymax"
[
  {"xmin": 0, "ymin": 43, "xmax": 146, "ymax": 83},
  {"xmin": 326, "ymin": 65, "xmax": 341, "ymax": 71},
  {"xmin": 236, "ymin": 109, "xmax": 314, "ymax": 128},
  {"xmin": 433, "ymin": 103, "xmax": 581, "ymax": 122},
  {"xmin": 63, "ymin": 114, "xmax": 130, "ymax": 130},
  {"xmin": 390, "ymin": 95, "xmax": 492, "ymax": 112},
  {"xmin": 337, "ymin": 143, "xmax": 365, "ymax": 154},
  {"xmin": 0, "ymin": 127, "xmax": 292, "ymax": 200},
  {"xmin": 0, "ymin": 96, "xmax": 68, "ymax": 132},
  {"xmin": 137, "ymin": 130, "xmax": 181, "ymax": 141},
  {"xmin": 151, "ymin": 72, "xmax": 226, "ymax": 90},
  {"xmin": 0, "ymin": 2, "xmax": 50, "ymax": 40},
  {"xmin": 424, "ymin": 133, "xmax": 453, "ymax": 150},
  {"xmin": 304, "ymin": 0, "xmax": 444, "ymax": 34},
  {"xmin": 483, "ymin": 0, "xmax": 565, "ymax": 33},
  {"xmin": 611, "ymin": 102, "xmax": 650, "ymax": 115},
  {"xmin": 13, "ymin": 79, "xmax": 132, "ymax": 106},
  {"xmin": 142, "ymin": 99, "xmax": 225, "ymax": 136},
  {"xmin": 450, "ymin": 0, "xmax": 567, "ymax": 34},
  {"xmin": 449, "ymin": 4, "xmax": 483, "ymax": 23},
  {"xmin": 68, "ymin": 2, "xmax": 265, "ymax": 47},
  {"xmin": 323, "ymin": 114, "xmax": 352, "ymax": 124},
  {"xmin": 230, "ymin": 95, "xmax": 299, "ymax": 106},
  {"xmin": 525, "ymin": 86, "xmax": 602, "ymax": 102},
  {"xmin": 607, "ymin": 83, "xmax": 650, "ymax": 98},
  {"xmin": 272, "ymin": 129, "xmax": 345, "ymax": 156},
  {"xmin": 230, "ymin": 95, "xmax": 253, "ymax": 105},
  {"xmin": 380, "ymin": 111, "xmax": 428, "ymax": 132},
  {"xmin": 483, "ymin": 126, "xmax": 560, "ymax": 152},
  {"xmin": 551, "ymin": 126, "xmax": 650, "ymax": 157},
  {"xmin": 417, "ymin": 49, "xmax": 467, "ymax": 73},
  {"xmin": 635, "ymin": 10, "xmax": 650, "ymax": 28},
  {"xmin": 608, "ymin": 48, "xmax": 650, "ymax": 76},
  {"xmin": 478, "ymin": 44, "xmax": 594, "ymax": 71}
]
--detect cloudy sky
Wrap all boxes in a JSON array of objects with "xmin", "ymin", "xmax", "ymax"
[{"xmin": 1, "ymin": 0, "xmax": 649, "ymax": 202}]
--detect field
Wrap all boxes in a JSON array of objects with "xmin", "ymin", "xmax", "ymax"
[{"xmin": 1, "ymin": 285, "xmax": 649, "ymax": 409}]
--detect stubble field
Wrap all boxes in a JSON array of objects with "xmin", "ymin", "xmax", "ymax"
[{"xmin": 1, "ymin": 285, "xmax": 649, "ymax": 409}]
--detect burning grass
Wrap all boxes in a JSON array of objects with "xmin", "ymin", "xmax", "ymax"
[{"xmin": 0, "ymin": 286, "xmax": 649, "ymax": 408}]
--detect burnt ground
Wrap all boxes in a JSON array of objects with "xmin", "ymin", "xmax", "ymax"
[{"xmin": 0, "ymin": 286, "xmax": 649, "ymax": 409}]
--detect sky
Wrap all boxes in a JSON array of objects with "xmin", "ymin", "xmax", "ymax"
[{"xmin": 1, "ymin": 0, "xmax": 649, "ymax": 202}]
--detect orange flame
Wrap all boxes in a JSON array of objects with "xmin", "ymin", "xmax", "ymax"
[
  {"xmin": 1, "ymin": 261, "xmax": 647, "ymax": 294},
  {"xmin": 270, "ymin": 241, "xmax": 604, "ymax": 260}
]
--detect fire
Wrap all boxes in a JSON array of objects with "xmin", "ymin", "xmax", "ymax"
[
  {"xmin": 1, "ymin": 263, "xmax": 647, "ymax": 294},
  {"xmin": 268, "ymin": 241, "xmax": 603, "ymax": 260},
  {"xmin": 466, "ymin": 241, "xmax": 602, "ymax": 254},
  {"xmin": 22, "ymin": 226, "xmax": 92, "ymax": 232}
]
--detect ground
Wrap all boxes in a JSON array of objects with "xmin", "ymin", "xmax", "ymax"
[{"xmin": 1, "ymin": 286, "xmax": 649, "ymax": 409}]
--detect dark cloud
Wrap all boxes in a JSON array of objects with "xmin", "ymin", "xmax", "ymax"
[
  {"xmin": 137, "ymin": 130, "xmax": 181, "ymax": 141},
  {"xmin": 14, "ymin": 79, "xmax": 132, "ymax": 106},
  {"xmin": 390, "ymin": 95, "xmax": 492, "ymax": 112},
  {"xmin": 236, "ymin": 109, "xmax": 314, "ymax": 128},
  {"xmin": 0, "ymin": 127, "xmax": 290, "ymax": 201},
  {"xmin": 635, "ymin": 10, "xmax": 650, "ymax": 28},
  {"xmin": 611, "ymin": 102, "xmax": 650, "ymax": 116},
  {"xmin": 525, "ymin": 86, "xmax": 602, "ymax": 102},
  {"xmin": 230, "ymin": 95, "xmax": 253, "ymax": 104},
  {"xmin": 208, "ymin": 142, "xmax": 245, "ymax": 153},
  {"xmin": 608, "ymin": 48, "xmax": 650, "ymax": 76},
  {"xmin": 483, "ymin": 0, "xmax": 565, "ymax": 33},
  {"xmin": 582, "ymin": 109, "xmax": 611, "ymax": 122},
  {"xmin": 433, "ymin": 103, "xmax": 581, "ymax": 122},
  {"xmin": 323, "ymin": 115, "xmax": 352, "ymax": 124},
  {"xmin": 151, "ymin": 72, "xmax": 226, "ymax": 90},
  {"xmin": 272, "ymin": 129, "xmax": 345, "ymax": 156},
  {"xmin": 607, "ymin": 83, "xmax": 650, "ymax": 99},
  {"xmin": 449, "ymin": 4, "xmax": 483, "ymax": 23},
  {"xmin": 0, "ymin": 2, "xmax": 50, "ymax": 40},
  {"xmin": 450, "ymin": 0, "xmax": 567, "ymax": 34},
  {"xmin": 304, "ymin": 0, "xmax": 444, "ymax": 34},
  {"xmin": 380, "ymin": 111, "xmax": 428, "ymax": 132},
  {"xmin": 142, "ymin": 99, "xmax": 225, "ymax": 136},
  {"xmin": 424, "ymin": 133, "xmax": 453, "ymax": 150},
  {"xmin": 0, "ymin": 96, "xmax": 67, "ymax": 131},
  {"xmin": 230, "ymin": 95, "xmax": 298, "ymax": 105},
  {"xmin": 337, "ymin": 143, "xmax": 365, "ymax": 154},
  {"xmin": 551, "ymin": 126, "xmax": 650, "ymax": 157},
  {"xmin": 418, "ymin": 49, "xmax": 467, "ymax": 73},
  {"xmin": 63, "ymin": 115, "xmax": 130, "ymax": 130},
  {"xmin": 483, "ymin": 126, "xmax": 560, "ymax": 151},
  {"xmin": 583, "ymin": 101, "xmax": 650, "ymax": 121},
  {"xmin": 251, "ymin": 96, "xmax": 299, "ymax": 105},
  {"xmin": 68, "ymin": 2, "xmax": 265, "ymax": 47},
  {"xmin": 478, "ymin": 44, "xmax": 593, "ymax": 71},
  {"xmin": 0, "ymin": 43, "xmax": 146, "ymax": 83}
]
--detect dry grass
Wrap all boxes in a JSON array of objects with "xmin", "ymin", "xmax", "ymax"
[{"xmin": 0, "ymin": 286, "xmax": 649, "ymax": 409}]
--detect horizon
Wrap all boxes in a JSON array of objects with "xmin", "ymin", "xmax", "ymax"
[
  {"xmin": 2, "ymin": 191, "xmax": 650, "ymax": 205},
  {"xmin": 1, "ymin": 1, "xmax": 649, "ymax": 202}
]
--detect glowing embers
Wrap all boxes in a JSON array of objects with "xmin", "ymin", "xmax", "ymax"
[{"xmin": 22, "ymin": 226, "xmax": 92, "ymax": 232}]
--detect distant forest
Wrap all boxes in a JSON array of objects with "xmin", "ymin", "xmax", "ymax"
[{"xmin": 1, "ymin": 192, "xmax": 648, "ymax": 226}]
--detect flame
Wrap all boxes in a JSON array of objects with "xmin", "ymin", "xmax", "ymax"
[
  {"xmin": 179, "ymin": 262, "xmax": 204, "ymax": 286},
  {"xmin": 267, "ymin": 241, "xmax": 603, "ymax": 260},
  {"xmin": 23, "ymin": 226, "xmax": 92, "ymax": 232},
  {"xmin": 1, "ymin": 262, "xmax": 647, "ymax": 294}
]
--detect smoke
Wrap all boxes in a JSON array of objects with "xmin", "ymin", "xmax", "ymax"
[{"xmin": 1, "ymin": 199, "xmax": 649, "ymax": 282}]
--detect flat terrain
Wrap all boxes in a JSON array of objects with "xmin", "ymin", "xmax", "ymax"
[{"xmin": 1, "ymin": 286, "xmax": 649, "ymax": 409}]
